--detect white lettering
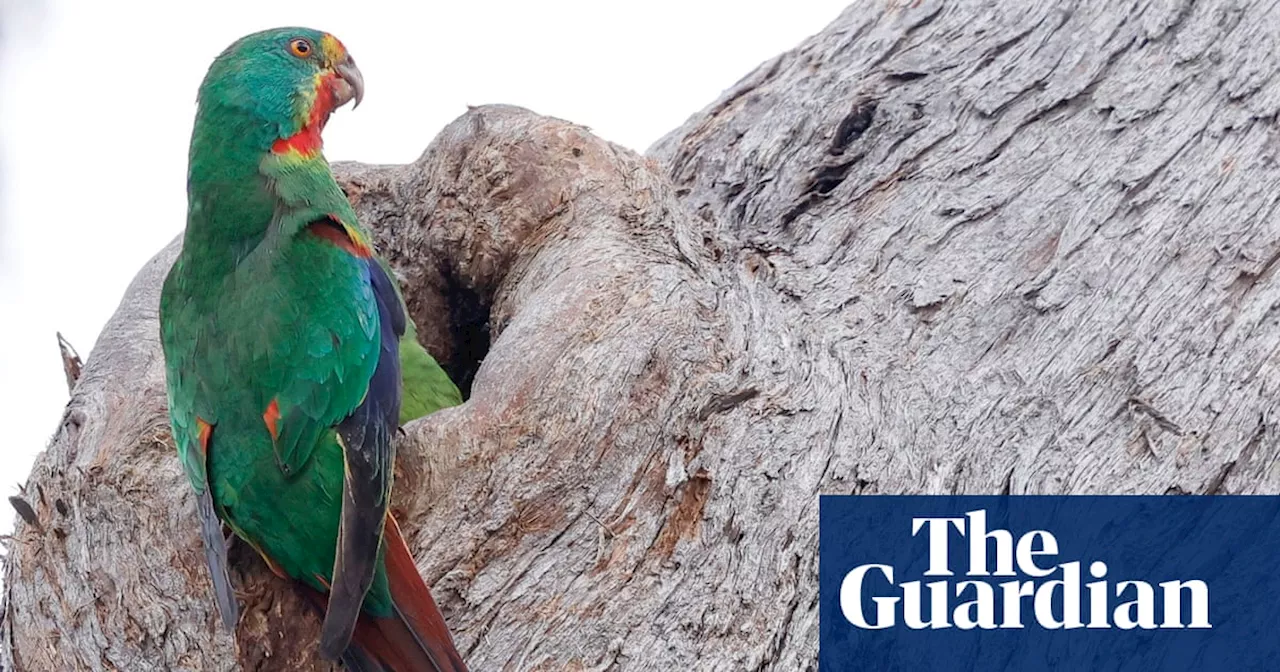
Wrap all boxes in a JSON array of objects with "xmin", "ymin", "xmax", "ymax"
[
  {"xmin": 1015, "ymin": 529, "xmax": 1058, "ymax": 577},
  {"xmin": 953, "ymin": 581, "xmax": 997, "ymax": 629},
  {"xmin": 913, "ymin": 517, "xmax": 966, "ymax": 576},
  {"xmin": 837, "ymin": 509, "xmax": 1212, "ymax": 632},
  {"xmin": 966, "ymin": 509, "xmax": 1016, "ymax": 577},
  {"xmin": 1033, "ymin": 560, "xmax": 1082, "ymax": 628},
  {"xmin": 1159, "ymin": 580, "xmax": 1210, "ymax": 628},
  {"xmin": 840, "ymin": 564, "xmax": 897, "ymax": 629},
  {"xmin": 1114, "ymin": 581, "xmax": 1156, "ymax": 629}
]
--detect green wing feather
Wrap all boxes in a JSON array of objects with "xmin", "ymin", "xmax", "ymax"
[
  {"xmin": 399, "ymin": 322, "xmax": 463, "ymax": 423},
  {"xmin": 160, "ymin": 262, "xmax": 239, "ymax": 630},
  {"xmin": 267, "ymin": 216, "xmax": 381, "ymax": 477},
  {"xmin": 373, "ymin": 254, "xmax": 462, "ymax": 422}
]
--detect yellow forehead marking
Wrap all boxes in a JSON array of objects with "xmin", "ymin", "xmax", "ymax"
[{"xmin": 321, "ymin": 34, "xmax": 346, "ymax": 65}]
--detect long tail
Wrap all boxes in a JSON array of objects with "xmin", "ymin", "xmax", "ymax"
[
  {"xmin": 297, "ymin": 514, "xmax": 467, "ymax": 671},
  {"xmin": 351, "ymin": 514, "xmax": 468, "ymax": 672}
]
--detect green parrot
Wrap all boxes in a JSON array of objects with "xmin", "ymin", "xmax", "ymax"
[{"xmin": 159, "ymin": 27, "xmax": 466, "ymax": 671}]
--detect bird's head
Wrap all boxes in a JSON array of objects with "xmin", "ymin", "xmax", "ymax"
[{"xmin": 197, "ymin": 27, "xmax": 364, "ymax": 157}]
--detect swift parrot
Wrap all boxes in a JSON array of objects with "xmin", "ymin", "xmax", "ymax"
[{"xmin": 159, "ymin": 27, "xmax": 466, "ymax": 671}]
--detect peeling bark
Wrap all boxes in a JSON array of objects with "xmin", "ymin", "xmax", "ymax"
[
  {"xmin": 6, "ymin": 1, "xmax": 1280, "ymax": 669},
  {"xmin": 56, "ymin": 333, "xmax": 83, "ymax": 395}
]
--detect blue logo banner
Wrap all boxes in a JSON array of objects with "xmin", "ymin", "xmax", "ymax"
[{"xmin": 819, "ymin": 496, "xmax": 1280, "ymax": 671}]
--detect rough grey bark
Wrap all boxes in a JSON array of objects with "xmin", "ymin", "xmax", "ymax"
[{"xmin": 6, "ymin": 0, "xmax": 1280, "ymax": 669}]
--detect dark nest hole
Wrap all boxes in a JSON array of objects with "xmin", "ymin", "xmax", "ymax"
[{"xmin": 439, "ymin": 267, "xmax": 491, "ymax": 400}]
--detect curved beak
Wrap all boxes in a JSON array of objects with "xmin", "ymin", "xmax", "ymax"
[{"xmin": 333, "ymin": 57, "xmax": 365, "ymax": 110}]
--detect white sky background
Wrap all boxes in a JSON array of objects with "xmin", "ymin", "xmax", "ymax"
[{"xmin": 0, "ymin": 0, "xmax": 848, "ymax": 533}]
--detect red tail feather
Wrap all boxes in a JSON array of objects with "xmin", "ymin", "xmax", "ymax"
[
  {"xmin": 347, "ymin": 513, "xmax": 468, "ymax": 672},
  {"xmin": 294, "ymin": 513, "xmax": 467, "ymax": 671}
]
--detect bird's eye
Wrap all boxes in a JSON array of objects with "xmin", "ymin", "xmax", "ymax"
[{"xmin": 289, "ymin": 38, "xmax": 312, "ymax": 58}]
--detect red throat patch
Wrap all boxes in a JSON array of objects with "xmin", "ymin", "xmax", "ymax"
[
  {"xmin": 271, "ymin": 72, "xmax": 338, "ymax": 156},
  {"xmin": 271, "ymin": 124, "xmax": 322, "ymax": 155}
]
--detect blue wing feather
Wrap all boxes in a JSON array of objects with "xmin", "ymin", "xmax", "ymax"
[{"xmin": 319, "ymin": 256, "xmax": 406, "ymax": 659}]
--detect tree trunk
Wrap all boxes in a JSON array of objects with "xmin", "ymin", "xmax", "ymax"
[{"xmin": 6, "ymin": 1, "xmax": 1280, "ymax": 669}]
